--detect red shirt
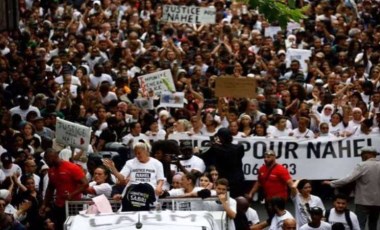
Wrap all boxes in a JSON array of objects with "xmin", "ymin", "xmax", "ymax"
[
  {"xmin": 48, "ymin": 161, "xmax": 85, "ymax": 207},
  {"xmin": 258, "ymin": 164, "xmax": 292, "ymax": 200}
]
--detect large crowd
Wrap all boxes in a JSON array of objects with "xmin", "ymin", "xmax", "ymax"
[{"xmin": 1, "ymin": 0, "xmax": 380, "ymax": 229}]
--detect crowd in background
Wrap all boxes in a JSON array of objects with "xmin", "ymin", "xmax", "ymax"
[{"xmin": 1, "ymin": 0, "xmax": 380, "ymax": 229}]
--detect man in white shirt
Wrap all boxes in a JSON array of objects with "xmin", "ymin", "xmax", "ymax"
[
  {"xmin": 173, "ymin": 140, "xmax": 205, "ymax": 178},
  {"xmin": 202, "ymin": 178, "xmax": 237, "ymax": 230},
  {"xmin": 300, "ymin": 206, "xmax": 331, "ymax": 230},
  {"xmin": 324, "ymin": 194, "xmax": 360, "ymax": 230},
  {"xmin": 253, "ymin": 197, "xmax": 294, "ymax": 230},
  {"xmin": 10, "ymin": 95, "xmax": 40, "ymax": 120}
]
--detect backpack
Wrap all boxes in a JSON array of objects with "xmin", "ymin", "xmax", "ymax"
[{"xmin": 325, "ymin": 208, "xmax": 353, "ymax": 230}]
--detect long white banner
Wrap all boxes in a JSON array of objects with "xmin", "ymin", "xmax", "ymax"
[
  {"xmin": 162, "ymin": 5, "xmax": 216, "ymax": 24},
  {"xmin": 163, "ymin": 134, "xmax": 380, "ymax": 180}
]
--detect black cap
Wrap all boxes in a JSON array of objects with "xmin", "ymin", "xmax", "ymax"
[
  {"xmin": 180, "ymin": 140, "xmax": 193, "ymax": 149},
  {"xmin": 0, "ymin": 152, "xmax": 12, "ymax": 163},
  {"xmin": 309, "ymin": 206, "xmax": 323, "ymax": 215}
]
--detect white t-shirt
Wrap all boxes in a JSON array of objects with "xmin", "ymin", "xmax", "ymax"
[
  {"xmin": 267, "ymin": 126, "xmax": 292, "ymax": 137},
  {"xmin": 87, "ymin": 181, "xmax": 112, "ymax": 198},
  {"xmin": 269, "ymin": 210, "xmax": 294, "ymax": 230},
  {"xmin": 120, "ymin": 157, "xmax": 165, "ymax": 190},
  {"xmin": 2, "ymin": 164, "xmax": 22, "ymax": 177},
  {"xmin": 9, "ymin": 105, "xmax": 41, "ymax": 120},
  {"xmin": 326, "ymin": 208, "xmax": 360, "ymax": 230},
  {"xmin": 299, "ymin": 221, "xmax": 332, "ymax": 230},
  {"xmin": 54, "ymin": 75, "xmax": 81, "ymax": 86},
  {"xmin": 292, "ymin": 194, "xmax": 325, "ymax": 228},
  {"xmin": 100, "ymin": 91, "xmax": 118, "ymax": 105},
  {"xmin": 121, "ymin": 133, "xmax": 149, "ymax": 146},
  {"xmin": 203, "ymin": 197, "xmax": 237, "ymax": 230},
  {"xmin": 89, "ymin": 73, "xmax": 113, "ymax": 90},
  {"xmin": 246, "ymin": 207, "xmax": 260, "ymax": 225},
  {"xmin": 292, "ymin": 128, "xmax": 314, "ymax": 138},
  {"xmin": 0, "ymin": 170, "xmax": 5, "ymax": 183},
  {"xmin": 174, "ymin": 155, "xmax": 206, "ymax": 174}
]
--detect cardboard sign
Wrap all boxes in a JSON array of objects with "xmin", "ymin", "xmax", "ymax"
[
  {"xmin": 138, "ymin": 69, "xmax": 176, "ymax": 96},
  {"xmin": 56, "ymin": 118, "xmax": 92, "ymax": 151},
  {"xmin": 162, "ymin": 5, "xmax": 216, "ymax": 24},
  {"xmin": 215, "ymin": 77, "xmax": 256, "ymax": 98}
]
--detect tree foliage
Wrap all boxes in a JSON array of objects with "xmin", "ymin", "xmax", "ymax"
[{"xmin": 241, "ymin": 0, "xmax": 305, "ymax": 29}]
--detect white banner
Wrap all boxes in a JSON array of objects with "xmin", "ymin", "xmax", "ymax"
[
  {"xmin": 137, "ymin": 69, "xmax": 176, "ymax": 96},
  {"xmin": 150, "ymin": 133, "xmax": 380, "ymax": 180},
  {"xmin": 56, "ymin": 118, "xmax": 92, "ymax": 151},
  {"xmin": 162, "ymin": 5, "xmax": 216, "ymax": 24}
]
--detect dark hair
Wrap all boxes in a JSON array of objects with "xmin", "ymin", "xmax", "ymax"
[
  {"xmin": 20, "ymin": 174, "xmax": 34, "ymax": 187},
  {"xmin": 334, "ymin": 193, "xmax": 349, "ymax": 202},
  {"xmin": 95, "ymin": 165, "xmax": 114, "ymax": 185},
  {"xmin": 331, "ymin": 223, "xmax": 345, "ymax": 230},
  {"xmin": 270, "ymin": 197, "xmax": 286, "ymax": 210},
  {"xmin": 200, "ymin": 172, "xmax": 212, "ymax": 182},
  {"xmin": 215, "ymin": 178, "xmax": 229, "ymax": 187},
  {"xmin": 252, "ymin": 121, "xmax": 267, "ymax": 136},
  {"xmin": 184, "ymin": 172, "xmax": 197, "ymax": 186},
  {"xmin": 297, "ymin": 179, "xmax": 311, "ymax": 191}
]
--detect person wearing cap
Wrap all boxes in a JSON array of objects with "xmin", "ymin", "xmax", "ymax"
[
  {"xmin": 247, "ymin": 150, "xmax": 296, "ymax": 217},
  {"xmin": 200, "ymin": 127, "xmax": 245, "ymax": 198},
  {"xmin": 325, "ymin": 147, "xmax": 380, "ymax": 230},
  {"xmin": 1, "ymin": 152, "xmax": 22, "ymax": 178},
  {"xmin": 299, "ymin": 206, "xmax": 331, "ymax": 229},
  {"xmin": 173, "ymin": 140, "xmax": 205, "ymax": 178}
]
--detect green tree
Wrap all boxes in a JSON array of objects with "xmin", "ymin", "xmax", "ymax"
[{"xmin": 242, "ymin": 0, "xmax": 305, "ymax": 29}]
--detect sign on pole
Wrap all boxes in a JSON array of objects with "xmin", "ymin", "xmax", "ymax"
[
  {"xmin": 137, "ymin": 69, "xmax": 176, "ymax": 96},
  {"xmin": 162, "ymin": 5, "xmax": 216, "ymax": 24},
  {"xmin": 56, "ymin": 118, "xmax": 92, "ymax": 151}
]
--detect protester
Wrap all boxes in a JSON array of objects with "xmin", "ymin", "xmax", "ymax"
[
  {"xmin": 39, "ymin": 148, "xmax": 88, "ymax": 230},
  {"xmin": 203, "ymin": 178, "xmax": 237, "ymax": 230},
  {"xmin": 200, "ymin": 128, "xmax": 245, "ymax": 197},
  {"xmin": 326, "ymin": 147, "xmax": 380, "ymax": 230},
  {"xmin": 324, "ymin": 194, "xmax": 360, "ymax": 230},
  {"xmin": 299, "ymin": 206, "xmax": 331, "ymax": 230},
  {"xmin": 247, "ymin": 150, "xmax": 296, "ymax": 217},
  {"xmin": 291, "ymin": 179, "xmax": 325, "ymax": 228}
]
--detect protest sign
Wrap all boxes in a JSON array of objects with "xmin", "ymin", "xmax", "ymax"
[
  {"xmin": 162, "ymin": 5, "xmax": 216, "ymax": 24},
  {"xmin": 134, "ymin": 98, "xmax": 153, "ymax": 110},
  {"xmin": 150, "ymin": 133, "xmax": 380, "ymax": 180},
  {"xmin": 215, "ymin": 77, "xmax": 256, "ymax": 98},
  {"xmin": 160, "ymin": 92, "xmax": 185, "ymax": 108},
  {"xmin": 265, "ymin": 26, "xmax": 282, "ymax": 39},
  {"xmin": 286, "ymin": 48, "xmax": 312, "ymax": 73},
  {"xmin": 56, "ymin": 118, "xmax": 92, "ymax": 151},
  {"xmin": 138, "ymin": 69, "xmax": 176, "ymax": 96}
]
